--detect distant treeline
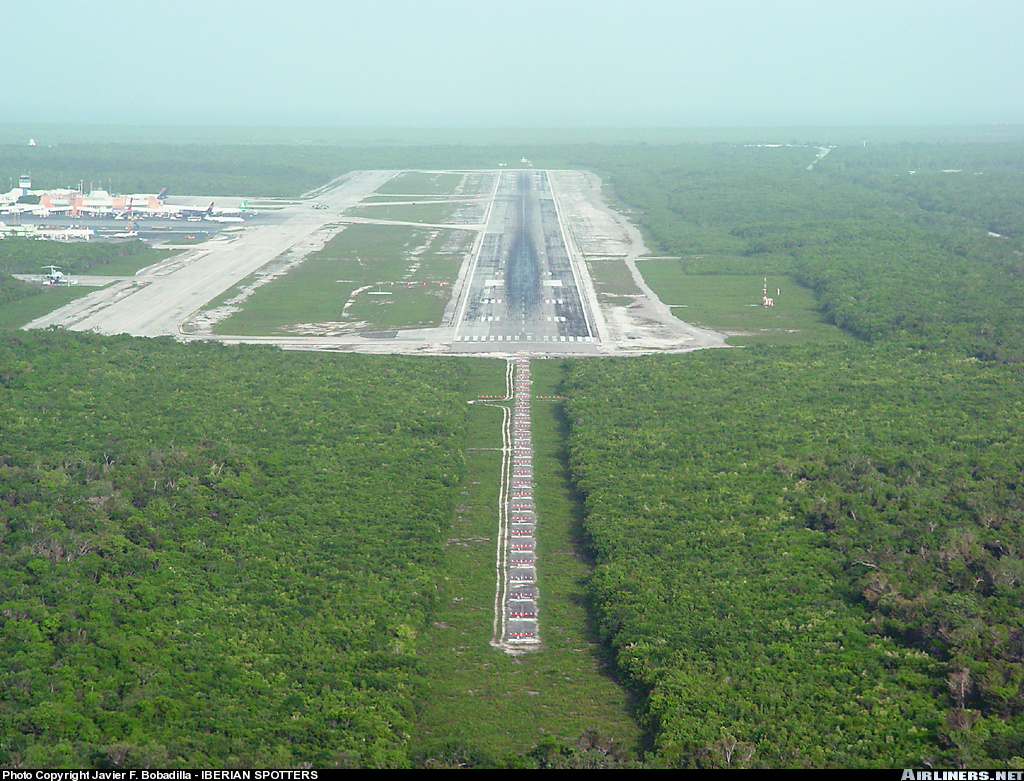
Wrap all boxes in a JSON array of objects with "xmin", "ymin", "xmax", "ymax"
[{"xmin": 0, "ymin": 145, "xmax": 531, "ymax": 198}]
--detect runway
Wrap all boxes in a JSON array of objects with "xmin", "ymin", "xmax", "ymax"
[{"xmin": 450, "ymin": 170, "xmax": 599, "ymax": 355}]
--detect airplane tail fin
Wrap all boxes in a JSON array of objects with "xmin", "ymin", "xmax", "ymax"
[
  {"xmin": 157, "ymin": 188, "xmax": 168, "ymax": 200},
  {"xmin": 206, "ymin": 202, "xmax": 214, "ymax": 215}
]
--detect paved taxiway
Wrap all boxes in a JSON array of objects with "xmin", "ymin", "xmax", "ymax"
[{"xmin": 25, "ymin": 171, "xmax": 398, "ymax": 336}]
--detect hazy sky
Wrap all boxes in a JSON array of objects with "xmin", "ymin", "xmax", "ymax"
[{"xmin": 6, "ymin": 0, "xmax": 1021, "ymax": 127}]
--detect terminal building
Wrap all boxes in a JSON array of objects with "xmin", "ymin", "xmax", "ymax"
[
  {"xmin": 36, "ymin": 188, "xmax": 164, "ymax": 217},
  {"xmin": 0, "ymin": 174, "xmax": 165, "ymax": 218}
]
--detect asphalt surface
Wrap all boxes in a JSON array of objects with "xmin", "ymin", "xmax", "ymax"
[
  {"xmin": 23, "ymin": 172, "xmax": 398, "ymax": 336},
  {"xmin": 451, "ymin": 170, "xmax": 599, "ymax": 355},
  {"xmin": 9, "ymin": 213, "xmax": 248, "ymax": 242}
]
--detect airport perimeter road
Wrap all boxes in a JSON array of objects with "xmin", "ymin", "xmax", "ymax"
[
  {"xmin": 24, "ymin": 171, "xmax": 398, "ymax": 337},
  {"xmin": 451, "ymin": 170, "xmax": 600, "ymax": 355}
]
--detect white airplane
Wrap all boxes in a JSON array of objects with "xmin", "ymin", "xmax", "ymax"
[
  {"xmin": 202, "ymin": 200, "xmax": 253, "ymax": 223},
  {"xmin": 0, "ymin": 202, "xmax": 39, "ymax": 216},
  {"xmin": 42, "ymin": 265, "xmax": 72, "ymax": 285},
  {"xmin": 125, "ymin": 201, "xmax": 210, "ymax": 219},
  {"xmin": 113, "ymin": 189, "xmax": 203, "ymax": 219},
  {"xmin": 0, "ymin": 201, "xmax": 70, "ymax": 217},
  {"xmin": 214, "ymin": 200, "xmax": 251, "ymax": 216},
  {"xmin": 0, "ymin": 187, "xmax": 23, "ymax": 206},
  {"xmin": 117, "ymin": 188, "xmax": 169, "ymax": 217},
  {"xmin": 121, "ymin": 192, "xmax": 252, "ymax": 221},
  {"xmin": 206, "ymin": 199, "xmax": 259, "ymax": 222},
  {"xmin": 30, "ymin": 200, "xmax": 75, "ymax": 217}
]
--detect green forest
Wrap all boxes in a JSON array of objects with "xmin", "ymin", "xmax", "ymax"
[
  {"xmin": 554, "ymin": 139, "xmax": 1024, "ymax": 767},
  {"xmin": 0, "ymin": 334, "xmax": 469, "ymax": 767},
  {"xmin": 2, "ymin": 132, "xmax": 1024, "ymax": 767}
]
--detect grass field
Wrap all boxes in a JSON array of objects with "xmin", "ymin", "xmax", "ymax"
[
  {"xmin": 81, "ymin": 246, "xmax": 178, "ymax": 276},
  {"xmin": 375, "ymin": 172, "xmax": 467, "ymax": 195},
  {"xmin": 213, "ymin": 223, "xmax": 473, "ymax": 335},
  {"xmin": 412, "ymin": 359, "xmax": 642, "ymax": 765},
  {"xmin": 352, "ymin": 201, "xmax": 467, "ymax": 225},
  {"xmin": 154, "ymin": 235, "xmax": 211, "ymax": 246},
  {"xmin": 361, "ymin": 195, "xmax": 457, "ymax": 203},
  {"xmin": 635, "ymin": 259, "xmax": 850, "ymax": 345},
  {"xmin": 0, "ymin": 285, "xmax": 97, "ymax": 329},
  {"xmin": 585, "ymin": 258, "xmax": 643, "ymax": 301}
]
